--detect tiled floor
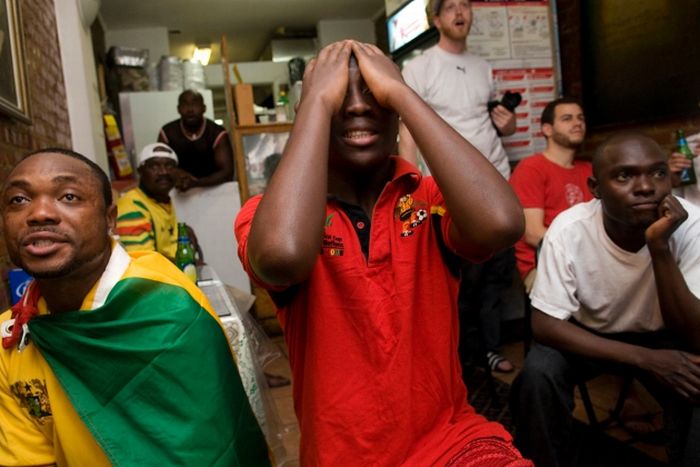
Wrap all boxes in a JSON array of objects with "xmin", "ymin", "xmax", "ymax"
[
  {"xmin": 263, "ymin": 339, "xmax": 300, "ymax": 467},
  {"xmin": 262, "ymin": 336, "xmax": 668, "ymax": 465}
]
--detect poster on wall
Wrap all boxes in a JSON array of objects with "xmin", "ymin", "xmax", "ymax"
[
  {"xmin": 493, "ymin": 65, "xmax": 556, "ymax": 160},
  {"xmin": 469, "ymin": 5, "xmax": 510, "ymax": 59},
  {"xmin": 471, "ymin": 1, "xmax": 552, "ymax": 61},
  {"xmin": 507, "ymin": 2, "xmax": 552, "ymax": 59},
  {"xmin": 471, "ymin": 0, "xmax": 556, "ymax": 161}
]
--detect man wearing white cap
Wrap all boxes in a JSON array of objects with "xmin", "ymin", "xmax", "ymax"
[{"xmin": 115, "ymin": 143, "xmax": 180, "ymax": 261}]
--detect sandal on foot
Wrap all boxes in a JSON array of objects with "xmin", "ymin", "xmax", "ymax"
[{"xmin": 487, "ymin": 351, "xmax": 514, "ymax": 373}]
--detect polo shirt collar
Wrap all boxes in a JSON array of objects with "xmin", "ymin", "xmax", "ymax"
[{"xmin": 389, "ymin": 156, "xmax": 422, "ymax": 190}]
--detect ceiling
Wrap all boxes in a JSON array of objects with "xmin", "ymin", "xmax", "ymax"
[{"xmin": 99, "ymin": 0, "xmax": 386, "ymax": 63}]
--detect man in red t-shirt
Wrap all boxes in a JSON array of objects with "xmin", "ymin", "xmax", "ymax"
[
  {"xmin": 235, "ymin": 41, "xmax": 531, "ymax": 466},
  {"xmin": 510, "ymin": 98, "xmax": 592, "ymax": 292}
]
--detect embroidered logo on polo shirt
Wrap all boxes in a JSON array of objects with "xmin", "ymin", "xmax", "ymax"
[
  {"xmin": 322, "ymin": 214, "xmax": 344, "ymax": 256},
  {"xmin": 322, "ymin": 234, "xmax": 345, "ymax": 256},
  {"xmin": 395, "ymin": 194, "xmax": 428, "ymax": 237},
  {"xmin": 11, "ymin": 379, "xmax": 52, "ymax": 423}
]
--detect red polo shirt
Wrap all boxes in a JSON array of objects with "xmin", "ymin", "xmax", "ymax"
[{"xmin": 235, "ymin": 157, "xmax": 511, "ymax": 466}]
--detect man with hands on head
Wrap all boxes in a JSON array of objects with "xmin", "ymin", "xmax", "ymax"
[
  {"xmin": 235, "ymin": 40, "xmax": 529, "ymax": 466},
  {"xmin": 510, "ymin": 132, "xmax": 700, "ymax": 467}
]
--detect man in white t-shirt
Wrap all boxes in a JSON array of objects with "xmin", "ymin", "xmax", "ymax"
[
  {"xmin": 510, "ymin": 132, "xmax": 700, "ymax": 466},
  {"xmin": 400, "ymin": 0, "xmax": 518, "ymax": 374},
  {"xmin": 400, "ymin": 0, "xmax": 514, "ymax": 177}
]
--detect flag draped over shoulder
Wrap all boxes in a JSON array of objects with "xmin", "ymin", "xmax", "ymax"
[{"xmin": 28, "ymin": 253, "xmax": 270, "ymax": 466}]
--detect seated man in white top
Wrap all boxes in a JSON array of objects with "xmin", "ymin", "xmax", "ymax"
[{"xmin": 510, "ymin": 132, "xmax": 700, "ymax": 467}]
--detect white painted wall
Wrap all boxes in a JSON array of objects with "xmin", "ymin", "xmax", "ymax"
[
  {"xmin": 386, "ymin": 0, "xmax": 428, "ymax": 16},
  {"xmin": 385, "ymin": 0, "xmax": 403, "ymax": 16},
  {"xmin": 171, "ymin": 183, "xmax": 250, "ymax": 294},
  {"xmin": 317, "ymin": 19, "xmax": 376, "ymax": 47},
  {"xmin": 105, "ymin": 26, "xmax": 170, "ymax": 64},
  {"xmin": 54, "ymin": 0, "xmax": 108, "ymax": 171},
  {"xmin": 203, "ymin": 61, "xmax": 289, "ymax": 88}
]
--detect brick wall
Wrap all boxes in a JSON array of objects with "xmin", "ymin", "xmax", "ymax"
[
  {"xmin": 0, "ymin": 0, "xmax": 71, "ymax": 309},
  {"xmin": 557, "ymin": 1, "xmax": 700, "ymax": 158}
]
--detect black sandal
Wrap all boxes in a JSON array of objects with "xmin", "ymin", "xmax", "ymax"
[{"xmin": 487, "ymin": 351, "xmax": 514, "ymax": 373}]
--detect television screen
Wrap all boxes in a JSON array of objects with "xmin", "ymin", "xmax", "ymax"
[{"xmin": 387, "ymin": 0, "xmax": 431, "ymax": 54}]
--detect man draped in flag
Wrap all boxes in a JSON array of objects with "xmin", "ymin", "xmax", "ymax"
[{"xmin": 0, "ymin": 148, "xmax": 268, "ymax": 466}]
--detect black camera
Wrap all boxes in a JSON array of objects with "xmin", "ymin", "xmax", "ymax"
[{"xmin": 487, "ymin": 91, "xmax": 522, "ymax": 113}]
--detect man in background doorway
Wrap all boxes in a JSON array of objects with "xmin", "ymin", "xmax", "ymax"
[
  {"xmin": 509, "ymin": 97, "xmax": 592, "ymax": 293},
  {"xmin": 158, "ymin": 89, "xmax": 235, "ymax": 191},
  {"xmin": 400, "ymin": 0, "xmax": 518, "ymax": 374}
]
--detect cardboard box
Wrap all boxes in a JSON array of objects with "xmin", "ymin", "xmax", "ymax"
[{"xmin": 233, "ymin": 84, "xmax": 255, "ymax": 126}]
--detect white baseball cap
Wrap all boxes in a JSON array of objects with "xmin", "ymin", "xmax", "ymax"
[{"xmin": 137, "ymin": 143, "xmax": 178, "ymax": 167}]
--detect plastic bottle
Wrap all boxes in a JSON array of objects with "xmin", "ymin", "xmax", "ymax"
[
  {"xmin": 275, "ymin": 88, "xmax": 289, "ymax": 122},
  {"xmin": 175, "ymin": 223, "xmax": 197, "ymax": 283},
  {"xmin": 677, "ymin": 129, "xmax": 697, "ymax": 186}
]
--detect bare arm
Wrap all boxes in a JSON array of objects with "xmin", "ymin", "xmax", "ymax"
[
  {"xmin": 245, "ymin": 42, "xmax": 352, "ymax": 286},
  {"xmin": 533, "ymin": 309, "xmax": 649, "ymax": 366},
  {"xmin": 533, "ymin": 309, "xmax": 700, "ymax": 402},
  {"xmin": 186, "ymin": 136, "xmax": 235, "ymax": 189},
  {"xmin": 398, "ymin": 122, "xmax": 419, "ymax": 167},
  {"xmin": 646, "ymin": 195, "xmax": 700, "ymax": 352},
  {"xmin": 523, "ymin": 208, "xmax": 546, "ymax": 248},
  {"xmin": 157, "ymin": 128, "xmax": 234, "ymax": 191},
  {"xmin": 352, "ymin": 42, "xmax": 524, "ymax": 257},
  {"xmin": 490, "ymin": 104, "xmax": 516, "ymax": 137}
]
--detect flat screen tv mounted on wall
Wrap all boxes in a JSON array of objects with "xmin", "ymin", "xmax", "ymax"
[{"xmin": 387, "ymin": 0, "xmax": 437, "ymax": 58}]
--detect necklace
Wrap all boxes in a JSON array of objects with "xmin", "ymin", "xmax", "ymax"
[{"xmin": 180, "ymin": 119, "xmax": 205, "ymax": 142}]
